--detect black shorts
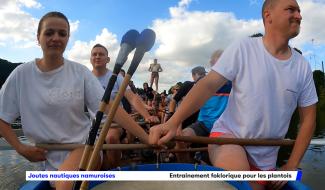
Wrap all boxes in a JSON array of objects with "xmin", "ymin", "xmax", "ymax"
[{"xmin": 188, "ymin": 121, "xmax": 210, "ymax": 137}]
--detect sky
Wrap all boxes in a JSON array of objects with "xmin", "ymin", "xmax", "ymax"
[{"xmin": 1, "ymin": 0, "xmax": 325, "ymax": 92}]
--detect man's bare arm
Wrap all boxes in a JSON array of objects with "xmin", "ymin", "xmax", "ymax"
[{"xmin": 284, "ymin": 104, "xmax": 316, "ymax": 169}]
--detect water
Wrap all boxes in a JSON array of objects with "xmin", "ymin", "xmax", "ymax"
[
  {"xmin": 0, "ymin": 136, "xmax": 43, "ymax": 190},
  {"xmin": 300, "ymin": 143, "xmax": 325, "ymax": 189},
  {"xmin": 300, "ymin": 124, "xmax": 325, "ymax": 189}
]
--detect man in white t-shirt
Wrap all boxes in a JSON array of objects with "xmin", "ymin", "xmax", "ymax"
[
  {"xmin": 90, "ymin": 44, "xmax": 159, "ymax": 168},
  {"xmin": 149, "ymin": 0, "xmax": 317, "ymax": 189}
]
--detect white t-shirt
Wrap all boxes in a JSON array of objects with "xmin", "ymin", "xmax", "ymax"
[
  {"xmin": 0, "ymin": 59, "xmax": 104, "ymax": 170},
  {"xmin": 211, "ymin": 37, "xmax": 318, "ymax": 170},
  {"xmin": 97, "ymin": 69, "xmax": 129, "ymax": 101}
]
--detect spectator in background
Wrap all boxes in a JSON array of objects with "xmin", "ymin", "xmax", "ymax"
[
  {"xmin": 175, "ymin": 50, "xmax": 232, "ymax": 163},
  {"xmin": 143, "ymin": 82, "xmax": 154, "ymax": 106},
  {"xmin": 148, "ymin": 58, "xmax": 163, "ymax": 91},
  {"xmin": 90, "ymin": 44, "xmax": 158, "ymax": 168}
]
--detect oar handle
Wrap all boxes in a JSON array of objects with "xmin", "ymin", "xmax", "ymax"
[
  {"xmin": 74, "ymin": 74, "xmax": 120, "ymax": 190},
  {"xmin": 172, "ymin": 136, "xmax": 296, "ymax": 146},
  {"xmin": 36, "ymin": 136, "xmax": 296, "ymax": 151},
  {"xmin": 2, "ymin": 138, "xmax": 323, "ymax": 151},
  {"xmin": 80, "ymin": 75, "xmax": 133, "ymax": 190},
  {"xmin": 36, "ymin": 143, "xmax": 154, "ymax": 150},
  {"xmin": 35, "ymin": 143, "xmax": 206, "ymax": 152}
]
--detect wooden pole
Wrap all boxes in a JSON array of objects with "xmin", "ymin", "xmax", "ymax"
[
  {"xmin": 173, "ymin": 136, "xmax": 296, "ymax": 146},
  {"xmin": 2, "ymin": 138, "xmax": 324, "ymax": 151}
]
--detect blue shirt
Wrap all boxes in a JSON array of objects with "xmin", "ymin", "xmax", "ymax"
[{"xmin": 198, "ymin": 81, "xmax": 232, "ymax": 131}]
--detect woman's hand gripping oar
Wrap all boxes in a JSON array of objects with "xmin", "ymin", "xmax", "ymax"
[
  {"xmin": 79, "ymin": 29, "xmax": 156, "ymax": 190},
  {"xmin": 73, "ymin": 30, "xmax": 140, "ymax": 190}
]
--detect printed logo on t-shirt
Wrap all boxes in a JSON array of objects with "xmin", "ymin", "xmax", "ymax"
[{"xmin": 48, "ymin": 87, "xmax": 82, "ymax": 105}]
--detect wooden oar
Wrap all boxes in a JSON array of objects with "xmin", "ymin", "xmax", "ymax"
[
  {"xmin": 36, "ymin": 143, "xmax": 153, "ymax": 150},
  {"xmin": 79, "ymin": 29, "xmax": 156, "ymax": 190},
  {"xmin": 1, "ymin": 137, "xmax": 324, "ymax": 151},
  {"xmin": 34, "ymin": 138, "xmax": 325, "ymax": 149},
  {"xmin": 173, "ymin": 136, "xmax": 295, "ymax": 146},
  {"xmin": 72, "ymin": 30, "xmax": 140, "ymax": 190},
  {"xmin": 172, "ymin": 136, "xmax": 325, "ymax": 146},
  {"xmin": 36, "ymin": 143, "xmax": 205, "ymax": 152}
]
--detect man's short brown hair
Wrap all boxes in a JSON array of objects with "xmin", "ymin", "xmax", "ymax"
[
  {"xmin": 92, "ymin": 44, "xmax": 108, "ymax": 55},
  {"xmin": 262, "ymin": 0, "xmax": 279, "ymax": 23}
]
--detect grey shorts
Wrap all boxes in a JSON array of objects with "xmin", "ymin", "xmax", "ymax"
[
  {"xmin": 188, "ymin": 121, "xmax": 210, "ymax": 137},
  {"xmin": 151, "ymin": 72, "xmax": 159, "ymax": 78}
]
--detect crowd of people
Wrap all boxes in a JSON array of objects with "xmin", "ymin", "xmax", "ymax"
[{"xmin": 0, "ymin": 0, "xmax": 319, "ymax": 190}]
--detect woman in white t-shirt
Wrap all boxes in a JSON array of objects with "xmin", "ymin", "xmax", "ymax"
[{"xmin": 0, "ymin": 11, "xmax": 148, "ymax": 190}]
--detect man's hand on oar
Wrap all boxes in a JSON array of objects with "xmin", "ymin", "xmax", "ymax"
[
  {"xmin": 17, "ymin": 144, "xmax": 47, "ymax": 162},
  {"xmin": 149, "ymin": 122, "xmax": 177, "ymax": 146}
]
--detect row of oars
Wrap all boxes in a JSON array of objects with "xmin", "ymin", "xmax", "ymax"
[
  {"xmin": 74, "ymin": 29, "xmax": 156, "ymax": 190},
  {"xmin": 75, "ymin": 29, "xmax": 139, "ymax": 185}
]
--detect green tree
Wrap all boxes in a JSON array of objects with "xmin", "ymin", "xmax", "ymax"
[
  {"xmin": 0, "ymin": 58, "xmax": 22, "ymax": 88},
  {"xmin": 313, "ymin": 70, "xmax": 325, "ymax": 96}
]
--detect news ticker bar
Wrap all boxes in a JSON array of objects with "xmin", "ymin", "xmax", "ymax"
[{"xmin": 26, "ymin": 170, "xmax": 302, "ymax": 181}]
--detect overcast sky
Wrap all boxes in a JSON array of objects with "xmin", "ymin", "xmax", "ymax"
[{"xmin": 1, "ymin": 0, "xmax": 325, "ymax": 92}]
